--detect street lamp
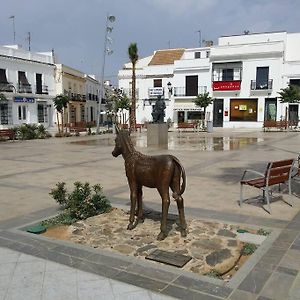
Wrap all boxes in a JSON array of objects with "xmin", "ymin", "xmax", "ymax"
[
  {"xmin": 96, "ymin": 14, "xmax": 116, "ymax": 134},
  {"xmin": 167, "ymin": 82, "xmax": 172, "ymax": 98}
]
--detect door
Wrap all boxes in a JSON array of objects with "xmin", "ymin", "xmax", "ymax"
[
  {"xmin": 185, "ymin": 76, "xmax": 198, "ymax": 96},
  {"xmin": 36, "ymin": 73, "xmax": 42, "ymax": 94},
  {"xmin": 289, "ymin": 104, "xmax": 299, "ymax": 126},
  {"xmin": 264, "ymin": 98, "xmax": 277, "ymax": 121},
  {"xmin": 256, "ymin": 67, "xmax": 269, "ymax": 89},
  {"xmin": 177, "ymin": 111, "xmax": 184, "ymax": 123},
  {"xmin": 213, "ymin": 99, "xmax": 223, "ymax": 127}
]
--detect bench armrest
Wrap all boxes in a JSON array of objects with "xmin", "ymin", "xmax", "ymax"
[{"xmin": 241, "ymin": 169, "xmax": 264, "ymax": 181}]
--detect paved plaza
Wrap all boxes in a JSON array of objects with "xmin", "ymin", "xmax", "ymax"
[{"xmin": 1, "ymin": 128, "xmax": 300, "ymax": 299}]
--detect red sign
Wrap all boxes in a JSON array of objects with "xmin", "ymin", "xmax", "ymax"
[{"xmin": 213, "ymin": 81, "xmax": 241, "ymax": 91}]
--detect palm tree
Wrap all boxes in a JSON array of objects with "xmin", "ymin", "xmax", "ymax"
[
  {"xmin": 193, "ymin": 92, "xmax": 214, "ymax": 128},
  {"xmin": 53, "ymin": 94, "xmax": 69, "ymax": 133},
  {"xmin": 128, "ymin": 43, "xmax": 138, "ymax": 129},
  {"xmin": 278, "ymin": 84, "xmax": 300, "ymax": 103}
]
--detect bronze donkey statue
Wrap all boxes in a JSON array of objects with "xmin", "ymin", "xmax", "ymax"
[{"xmin": 112, "ymin": 128, "xmax": 187, "ymax": 240}]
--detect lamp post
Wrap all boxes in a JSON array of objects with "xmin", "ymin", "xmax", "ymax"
[
  {"xmin": 9, "ymin": 16, "xmax": 16, "ymax": 44},
  {"xmin": 96, "ymin": 14, "xmax": 116, "ymax": 134},
  {"xmin": 167, "ymin": 82, "xmax": 172, "ymax": 99}
]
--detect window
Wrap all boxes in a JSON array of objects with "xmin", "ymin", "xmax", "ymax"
[
  {"xmin": 185, "ymin": 75, "xmax": 198, "ymax": 96},
  {"xmin": 37, "ymin": 103, "xmax": 48, "ymax": 123},
  {"xmin": 290, "ymin": 79, "xmax": 300, "ymax": 87},
  {"xmin": 90, "ymin": 107, "xmax": 94, "ymax": 122},
  {"xmin": 230, "ymin": 99, "xmax": 257, "ymax": 122},
  {"xmin": 194, "ymin": 52, "xmax": 201, "ymax": 59},
  {"xmin": 36, "ymin": 73, "xmax": 42, "ymax": 94},
  {"xmin": 256, "ymin": 67, "xmax": 269, "ymax": 89},
  {"xmin": 18, "ymin": 71, "xmax": 31, "ymax": 93},
  {"xmin": 0, "ymin": 103, "xmax": 8, "ymax": 124},
  {"xmin": 80, "ymin": 105, "xmax": 85, "ymax": 121},
  {"xmin": 153, "ymin": 79, "xmax": 162, "ymax": 87},
  {"xmin": 18, "ymin": 105, "xmax": 27, "ymax": 121},
  {"xmin": 187, "ymin": 111, "xmax": 203, "ymax": 120},
  {"xmin": 222, "ymin": 69, "xmax": 234, "ymax": 81}
]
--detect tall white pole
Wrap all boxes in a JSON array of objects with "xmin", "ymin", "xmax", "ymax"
[
  {"xmin": 96, "ymin": 15, "xmax": 110, "ymax": 134},
  {"xmin": 9, "ymin": 16, "xmax": 16, "ymax": 44}
]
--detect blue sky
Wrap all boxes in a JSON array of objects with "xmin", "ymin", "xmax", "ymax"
[{"xmin": 1, "ymin": 0, "xmax": 299, "ymax": 84}]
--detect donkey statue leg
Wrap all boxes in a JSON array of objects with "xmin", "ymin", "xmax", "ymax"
[
  {"xmin": 136, "ymin": 185, "xmax": 144, "ymax": 223},
  {"xmin": 127, "ymin": 182, "xmax": 138, "ymax": 230},
  {"xmin": 157, "ymin": 187, "xmax": 170, "ymax": 240}
]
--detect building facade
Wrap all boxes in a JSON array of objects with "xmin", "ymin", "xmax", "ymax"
[
  {"xmin": 118, "ymin": 31, "xmax": 300, "ymax": 128},
  {"xmin": 0, "ymin": 45, "xmax": 55, "ymax": 129}
]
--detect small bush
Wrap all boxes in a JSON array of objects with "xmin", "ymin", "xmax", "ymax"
[
  {"xmin": 257, "ymin": 228, "xmax": 270, "ymax": 236},
  {"xmin": 49, "ymin": 181, "xmax": 111, "ymax": 224},
  {"xmin": 12, "ymin": 124, "xmax": 51, "ymax": 140},
  {"xmin": 241, "ymin": 243, "xmax": 257, "ymax": 256}
]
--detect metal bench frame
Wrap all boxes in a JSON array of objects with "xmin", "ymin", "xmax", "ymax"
[{"xmin": 240, "ymin": 159, "xmax": 295, "ymax": 214}]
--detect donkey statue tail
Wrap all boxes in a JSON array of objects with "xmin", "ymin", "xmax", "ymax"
[{"xmin": 172, "ymin": 156, "xmax": 186, "ymax": 196}]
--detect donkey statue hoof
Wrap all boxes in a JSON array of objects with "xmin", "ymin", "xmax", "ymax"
[
  {"xmin": 127, "ymin": 223, "xmax": 135, "ymax": 230},
  {"xmin": 157, "ymin": 231, "xmax": 167, "ymax": 241},
  {"xmin": 180, "ymin": 229, "xmax": 187, "ymax": 237}
]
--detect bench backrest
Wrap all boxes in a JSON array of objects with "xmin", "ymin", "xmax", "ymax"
[{"xmin": 266, "ymin": 159, "xmax": 294, "ymax": 186}]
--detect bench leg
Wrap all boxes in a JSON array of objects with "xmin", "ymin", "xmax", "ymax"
[
  {"xmin": 239, "ymin": 184, "xmax": 244, "ymax": 207},
  {"xmin": 266, "ymin": 187, "xmax": 271, "ymax": 214}
]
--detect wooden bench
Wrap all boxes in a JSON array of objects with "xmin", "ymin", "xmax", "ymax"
[
  {"xmin": 67, "ymin": 122, "xmax": 87, "ymax": 134},
  {"xmin": 0, "ymin": 129, "xmax": 15, "ymax": 140},
  {"xmin": 263, "ymin": 120, "xmax": 300, "ymax": 131},
  {"xmin": 240, "ymin": 158, "xmax": 295, "ymax": 213},
  {"xmin": 177, "ymin": 122, "xmax": 197, "ymax": 132}
]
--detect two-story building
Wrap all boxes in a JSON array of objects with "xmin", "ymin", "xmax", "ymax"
[
  {"xmin": 84, "ymin": 74, "xmax": 100, "ymax": 124},
  {"xmin": 0, "ymin": 45, "xmax": 55, "ymax": 128},
  {"xmin": 55, "ymin": 64, "xmax": 87, "ymax": 125},
  {"xmin": 118, "ymin": 31, "xmax": 300, "ymax": 129}
]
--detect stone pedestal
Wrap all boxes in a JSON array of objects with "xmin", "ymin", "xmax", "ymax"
[{"xmin": 147, "ymin": 123, "xmax": 168, "ymax": 149}]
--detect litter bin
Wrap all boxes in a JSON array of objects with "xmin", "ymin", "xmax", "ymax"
[{"xmin": 207, "ymin": 121, "xmax": 213, "ymax": 133}]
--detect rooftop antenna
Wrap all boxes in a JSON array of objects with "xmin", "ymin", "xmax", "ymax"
[
  {"xmin": 196, "ymin": 30, "xmax": 202, "ymax": 47},
  {"xmin": 26, "ymin": 32, "xmax": 31, "ymax": 51}
]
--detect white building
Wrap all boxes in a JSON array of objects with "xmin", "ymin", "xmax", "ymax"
[
  {"xmin": 118, "ymin": 31, "xmax": 300, "ymax": 128},
  {"xmin": 0, "ymin": 45, "xmax": 55, "ymax": 128}
]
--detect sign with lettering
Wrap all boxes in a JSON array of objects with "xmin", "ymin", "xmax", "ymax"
[
  {"xmin": 14, "ymin": 97, "xmax": 35, "ymax": 103},
  {"xmin": 148, "ymin": 87, "xmax": 164, "ymax": 98},
  {"xmin": 213, "ymin": 81, "xmax": 241, "ymax": 91}
]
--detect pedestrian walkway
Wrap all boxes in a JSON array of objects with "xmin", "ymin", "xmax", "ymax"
[
  {"xmin": 0, "ymin": 247, "xmax": 173, "ymax": 300},
  {"xmin": 1, "ymin": 129, "xmax": 300, "ymax": 299}
]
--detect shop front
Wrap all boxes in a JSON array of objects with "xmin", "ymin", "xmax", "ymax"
[{"xmin": 230, "ymin": 99, "xmax": 258, "ymax": 122}]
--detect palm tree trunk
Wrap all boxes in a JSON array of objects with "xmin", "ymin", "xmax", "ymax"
[
  {"xmin": 130, "ymin": 63, "xmax": 136, "ymax": 130},
  {"xmin": 56, "ymin": 112, "xmax": 60, "ymax": 133}
]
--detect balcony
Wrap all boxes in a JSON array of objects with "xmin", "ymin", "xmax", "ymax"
[
  {"xmin": 174, "ymin": 86, "xmax": 207, "ymax": 97},
  {"xmin": 250, "ymin": 79, "xmax": 273, "ymax": 90},
  {"xmin": 18, "ymin": 83, "xmax": 32, "ymax": 93},
  {"xmin": 0, "ymin": 82, "xmax": 14, "ymax": 92},
  {"xmin": 35, "ymin": 85, "xmax": 49, "ymax": 95}
]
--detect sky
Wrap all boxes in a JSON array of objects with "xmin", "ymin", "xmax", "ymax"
[{"xmin": 1, "ymin": 0, "xmax": 300, "ymax": 84}]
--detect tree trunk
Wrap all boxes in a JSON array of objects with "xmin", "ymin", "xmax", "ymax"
[
  {"xmin": 130, "ymin": 63, "xmax": 136, "ymax": 130},
  {"xmin": 56, "ymin": 112, "xmax": 61, "ymax": 133}
]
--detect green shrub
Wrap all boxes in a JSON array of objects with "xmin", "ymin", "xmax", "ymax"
[
  {"xmin": 241, "ymin": 243, "xmax": 257, "ymax": 256},
  {"xmin": 12, "ymin": 124, "xmax": 50, "ymax": 140},
  {"xmin": 49, "ymin": 181, "xmax": 111, "ymax": 224}
]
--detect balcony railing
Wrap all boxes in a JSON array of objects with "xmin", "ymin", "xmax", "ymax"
[
  {"xmin": 18, "ymin": 83, "xmax": 32, "ymax": 93},
  {"xmin": 250, "ymin": 79, "xmax": 273, "ymax": 90},
  {"xmin": 0, "ymin": 82, "xmax": 14, "ymax": 92},
  {"xmin": 173, "ymin": 86, "xmax": 207, "ymax": 97},
  {"xmin": 35, "ymin": 85, "xmax": 49, "ymax": 95}
]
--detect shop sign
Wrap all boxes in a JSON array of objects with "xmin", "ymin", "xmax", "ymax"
[
  {"xmin": 213, "ymin": 81, "xmax": 241, "ymax": 91},
  {"xmin": 14, "ymin": 97, "xmax": 35, "ymax": 103},
  {"xmin": 148, "ymin": 87, "xmax": 164, "ymax": 98}
]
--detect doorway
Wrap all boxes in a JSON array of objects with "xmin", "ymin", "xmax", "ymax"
[
  {"xmin": 264, "ymin": 98, "xmax": 277, "ymax": 121},
  {"xmin": 177, "ymin": 111, "xmax": 184, "ymax": 123},
  {"xmin": 213, "ymin": 99, "xmax": 223, "ymax": 127},
  {"xmin": 289, "ymin": 104, "xmax": 299, "ymax": 126}
]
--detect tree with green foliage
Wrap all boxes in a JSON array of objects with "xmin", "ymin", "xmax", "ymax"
[
  {"xmin": 193, "ymin": 92, "xmax": 214, "ymax": 128},
  {"xmin": 0, "ymin": 93, "xmax": 7, "ymax": 101},
  {"xmin": 128, "ymin": 43, "xmax": 138, "ymax": 129},
  {"xmin": 278, "ymin": 84, "xmax": 300, "ymax": 103},
  {"xmin": 53, "ymin": 94, "xmax": 69, "ymax": 133}
]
